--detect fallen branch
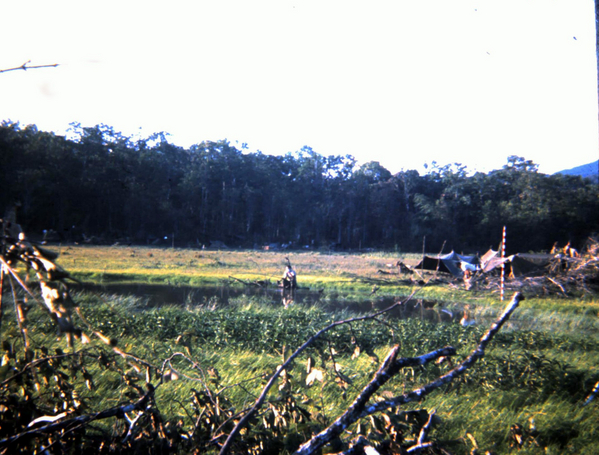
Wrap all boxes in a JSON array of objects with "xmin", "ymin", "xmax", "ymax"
[
  {"xmin": 377, "ymin": 269, "xmax": 397, "ymax": 275},
  {"xmin": 406, "ymin": 441, "xmax": 434, "ymax": 453},
  {"xmin": 584, "ymin": 380, "xmax": 599, "ymax": 406},
  {"xmin": 228, "ymin": 275, "xmax": 265, "ymax": 287},
  {"xmin": 0, "ymin": 351, "xmax": 85, "ymax": 390},
  {"xmin": 335, "ymin": 435, "xmax": 371, "ymax": 454},
  {"xmin": 217, "ymin": 291, "xmax": 418, "ymax": 455},
  {"xmin": 294, "ymin": 345, "xmax": 455, "ymax": 455},
  {"xmin": 294, "ymin": 292, "xmax": 524, "ymax": 455},
  {"xmin": 415, "ymin": 409, "xmax": 436, "ymax": 446},
  {"xmin": 546, "ymin": 276, "xmax": 567, "ymax": 296},
  {"xmin": 0, "ymin": 384, "xmax": 155, "ymax": 450}
]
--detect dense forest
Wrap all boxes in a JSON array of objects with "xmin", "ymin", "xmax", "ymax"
[{"xmin": 1, "ymin": 121, "xmax": 597, "ymax": 253}]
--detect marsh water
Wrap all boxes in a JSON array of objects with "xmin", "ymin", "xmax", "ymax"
[{"xmin": 78, "ymin": 282, "xmax": 464, "ymax": 324}]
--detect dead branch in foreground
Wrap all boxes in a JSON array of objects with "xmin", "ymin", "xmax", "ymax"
[
  {"xmin": 584, "ymin": 380, "xmax": 599, "ymax": 406},
  {"xmin": 0, "ymin": 385, "xmax": 155, "ymax": 450},
  {"xmin": 217, "ymin": 292, "xmax": 524, "ymax": 454},
  {"xmin": 294, "ymin": 292, "xmax": 524, "ymax": 455},
  {"xmin": 218, "ymin": 291, "xmax": 418, "ymax": 455}
]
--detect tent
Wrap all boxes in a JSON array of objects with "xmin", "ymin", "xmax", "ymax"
[
  {"xmin": 415, "ymin": 251, "xmax": 480, "ymax": 278},
  {"xmin": 480, "ymin": 249, "xmax": 553, "ymax": 277},
  {"xmin": 480, "ymin": 249, "xmax": 508, "ymax": 273},
  {"xmin": 416, "ymin": 249, "xmax": 553, "ymax": 279}
]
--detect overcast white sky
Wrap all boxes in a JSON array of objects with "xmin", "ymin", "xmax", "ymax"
[{"xmin": 1, "ymin": 0, "xmax": 597, "ymax": 175}]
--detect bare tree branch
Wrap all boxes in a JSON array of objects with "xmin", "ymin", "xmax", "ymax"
[
  {"xmin": 584, "ymin": 380, "xmax": 599, "ymax": 406},
  {"xmin": 416, "ymin": 409, "xmax": 436, "ymax": 446},
  {"xmin": 406, "ymin": 441, "xmax": 434, "ymax": 453},
  {"xmin": 334, "ymin": 435, "xmax": 371, "ymax": 454},
  {"xmin": 0, "ymin": 265, "xmax": 4, "ymax": 333},
  {"xmin": 217, "ymin": 291, "xmax": 418, "ymax": 455},
  {"xmin": 294, "ymin": 292, "xmax": 524, "ymax": 455},
  {"xmin": 363, "ymin": 292, "xmax": 524, "ymax": 415},
  {"xmin": 404, "ymin": 409, "xmax": 437, "ymax": 453},
  {"xmin": 0, "ymin": 383, "xmax": 155, "ymax": 450},
  {"xmin": 295, "ymin": 345, "xmax": 455, "ymax": 455},
  {"xmin": 0, "ymin": 60, "xmax": 58, "ymax": 74},
  {"xmin": 0, "ymin": 351, "xmax": 82, "ymax": 389}
]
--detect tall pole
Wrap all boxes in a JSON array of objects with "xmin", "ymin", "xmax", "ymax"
[
  {"xmin": 501, "ymin": 226, "xmax": 506, "ymax": 301},
  {"xmin": 595, "ymin": 1, "xmax": 599, "ymax": 180}
]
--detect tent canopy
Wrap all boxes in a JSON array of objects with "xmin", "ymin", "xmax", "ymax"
[
  {"xmin": 415, "ymin": 251, "xmax": 480, "ymax": 278},
  {"xmin": 415, "ymin": 249, "xmax": 553, "ymax": 278},
  {"xmin": 480, "ymin": 249, "xmax": 553, "ymax": 277}
]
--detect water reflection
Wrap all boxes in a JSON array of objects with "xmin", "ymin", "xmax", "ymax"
[
  {"xmin": 80, "ymin": 282, "xmax": 324, "ymax": 308},
  {"xmin": 281, "ymin": 288, "xmax": 296, "ymax": 309},
  {"xmin": 78, "ymin": 282, "xmax": 469, "ymax": 324}
]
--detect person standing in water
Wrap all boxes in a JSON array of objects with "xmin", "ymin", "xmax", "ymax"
[{"xmin": 282, "ymin": 265, "xmax": 297, "ymax": 289}]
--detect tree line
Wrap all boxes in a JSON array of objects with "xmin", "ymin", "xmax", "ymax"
[{"xmin": 1, "ymin": 121, "xmax": 597, "ymax": 253}]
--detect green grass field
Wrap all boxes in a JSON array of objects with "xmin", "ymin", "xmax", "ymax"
[
  {"xmin": 2, "ymin": 245, "xmax": 599, "ymax": 454},
  {"xmin": 52, "ymin": 244, "xmax": 423, "ymax": 288}
]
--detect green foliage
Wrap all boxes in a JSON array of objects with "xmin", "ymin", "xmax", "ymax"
[
  {"xmin": 4, "ymin": 286, "xmax": 599, "ymax": 453},
  {"xmin": 1, "ymin": 121, "xmax": 597, "ymax": 252}
]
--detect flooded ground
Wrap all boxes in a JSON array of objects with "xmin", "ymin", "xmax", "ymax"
[{"xmin": 77, "ymin": 282, "xmax": 465, "ymax": 324}]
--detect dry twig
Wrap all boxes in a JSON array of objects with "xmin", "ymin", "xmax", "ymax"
[{"xmin": 0, "ymin": 60, "xmax": 58, "ymax": 73}]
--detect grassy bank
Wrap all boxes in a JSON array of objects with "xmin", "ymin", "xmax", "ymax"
[{"xmin": 49, "ymin": 244, "xmax": 599, "ymax": 332}]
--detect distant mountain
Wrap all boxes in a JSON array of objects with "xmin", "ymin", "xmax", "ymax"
[{"xmin": 555, "ymin": 160, "xmax": 598, "ymax": 182}]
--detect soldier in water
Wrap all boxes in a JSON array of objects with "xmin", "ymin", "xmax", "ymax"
[{"xmin": 281, "ymin": 265, "xmax": 297, "ymax": 290}]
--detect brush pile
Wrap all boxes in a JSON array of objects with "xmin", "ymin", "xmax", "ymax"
[{"xmin": 474, "ymin": 237, "xmax": 599, "ymax": 297}]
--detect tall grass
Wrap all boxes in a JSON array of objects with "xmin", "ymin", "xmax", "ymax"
[{"xmin": 5, "ymin": 245, "xmax": 599, "ymax": 453}]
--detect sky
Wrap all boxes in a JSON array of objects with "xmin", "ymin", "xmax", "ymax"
[{"xmin": 1, "ymin": 0, "xmax": 597, "ymax": 175}]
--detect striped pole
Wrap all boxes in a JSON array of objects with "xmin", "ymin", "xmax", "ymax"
[{"xmin": 500, "ymin": 225, "xmax": 506, "ymax": 301}]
